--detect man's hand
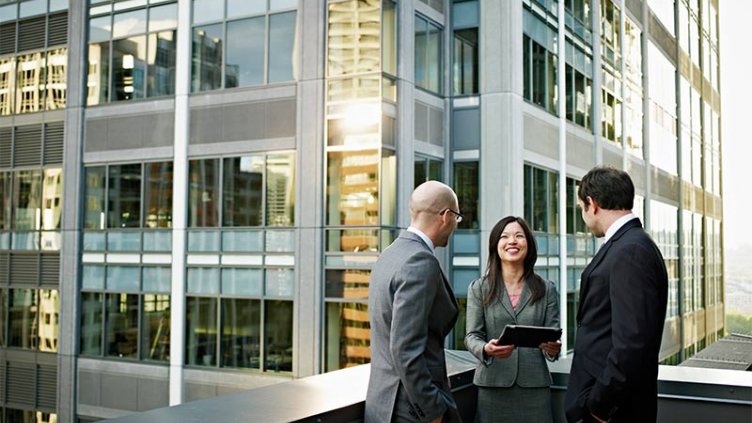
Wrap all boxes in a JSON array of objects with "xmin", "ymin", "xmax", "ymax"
[
  {"xmin": 539, "ymin": 340, "xmax": 561, "ymax": 357},
  {"xmin": 590, "ymin": 412, "xmax": 610, "ymax": 423},
  {"xmin": 428, "ymin": 417, "xmax": 442, "ymax": 423},
  {"xmin": 484, "ymin": 340, "xmax": 515, "ymax": 358}
]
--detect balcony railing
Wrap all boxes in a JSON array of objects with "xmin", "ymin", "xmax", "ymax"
[{"xmin": 105, "ymin": 350, "xmax": 752, "ymax": 423}]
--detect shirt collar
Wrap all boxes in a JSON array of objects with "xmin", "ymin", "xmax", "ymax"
[
  {"xmin": 407, "ymin": 226, "xmax": 434, "ymax": 252},
  {"xmin": 604, "ymin": 212, "xmax": 637, "ymax": 243}
]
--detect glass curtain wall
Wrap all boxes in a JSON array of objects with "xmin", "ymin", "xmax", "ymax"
[
  {"xmin": 523, "ymin": 5, "xmax": 558, "ymax": 115},
  {"xmin": 324, "ymin": 0, "xmax": 398, "ymax": 371}
]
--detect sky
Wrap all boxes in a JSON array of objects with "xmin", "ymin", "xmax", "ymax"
[{"xmin": 720, "ymin": 0, "xmax": 752, "ymax": 252}]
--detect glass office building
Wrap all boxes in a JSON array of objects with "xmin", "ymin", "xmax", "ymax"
[{"xmin": 0, "ymin": 0, "xmax": 723, "ymax": 421}]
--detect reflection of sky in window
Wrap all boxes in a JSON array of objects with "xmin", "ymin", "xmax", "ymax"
[
  {"xmin": 19, "ymin": 0, "xmax": 46, "ymax": 18},
  {"xmin": 113, "ymin": 10, "xmax": 147, "ymax": 38},
  {"xmin": 269, "ymin": 12, "xmax": 297, "ymax": 83},
  {"xmin": 226, "ymin": 18, "xmax": 264, "ymax": 86},
  {"xmin": 0, "ymin": 4, "xmax": 18, "ymax": 23},
  {"xmin": 149, "ymin": 3, "xmax": 178, "ymax": 32}
]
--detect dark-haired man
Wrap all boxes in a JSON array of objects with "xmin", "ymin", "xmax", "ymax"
[{"xmin": 565, "ymin": 166, "xmax": 668, "ymax": 423}]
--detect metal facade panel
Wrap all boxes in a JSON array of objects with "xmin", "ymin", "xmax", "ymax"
[
  {"xmin": 10, "ymin": 254, "xmax": 38, "ymax": 285},
  {"xmin": 0, "ymin": 127, "xmax": 11, "ymax": 168},
  {"xmin": 7, "ymin": 362, "xmax": 35, "ymax": 406},
  {"xmin": 17, "ymin": 17, "xmax": 46, "ymax": 53},
  {"xmin": 36, "ymin": 365, "xmax": 57, "ymax": 410},
  {"xmin": 43, "ymin": 121, "xmax": 64, "ymax": 165},
  {"xmin": 40, "ymin": 254, "xmax": 59, "ymax": 286},
  {"xmin": 13, "ymin": 125, "xmax": 42, "ymax": 167},
  {"xmin": 47, "ymin": 12, "xmax": 68, "ymax": 47},
  {"xmin": 0, "ymin": 23, "xmax": 15, "ymax": 55}
]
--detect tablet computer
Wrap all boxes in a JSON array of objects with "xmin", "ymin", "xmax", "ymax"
[{"xmin": 495, "ymin": 325, "xmax": 562, "ymax": 348}]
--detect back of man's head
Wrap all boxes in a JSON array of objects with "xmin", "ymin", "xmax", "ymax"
[
  {"xmin": 409, "ymin": 181, "xmax": 457, "ymax": 226},
  {"xmin": 578, "ymin": 166, "xmax": 634, "ymax": 211}
]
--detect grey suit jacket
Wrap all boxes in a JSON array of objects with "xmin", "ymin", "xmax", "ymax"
[
  {"xmin": 464, "ymin": 277, "xmax": 560, "ymax": 388},
  {"xmin": 365, "ymin": 231, "xmax": 461, "ymax": 423}
]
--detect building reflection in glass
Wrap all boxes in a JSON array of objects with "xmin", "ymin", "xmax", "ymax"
[{"xmin": 15, "ymin": 52, "xmax": 45, "ymax": 114}]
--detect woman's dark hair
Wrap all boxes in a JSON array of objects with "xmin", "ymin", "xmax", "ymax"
[{"xmin": 482, "ymin": 216, "xmax": 545, "ymax": 306}]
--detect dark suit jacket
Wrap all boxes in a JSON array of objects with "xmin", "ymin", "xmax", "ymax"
[
  {"xmin": 565, "ymin": 218, "xmax": 668, "ymax": 423},
  {"xmin": 365, "ymin": 231, "xmax": 461, "ymax": 423}
]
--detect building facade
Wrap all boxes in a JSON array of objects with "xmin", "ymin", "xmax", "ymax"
[{"xmin": 0, "ymin": 0, "xmax": 723, "ymax": 421}]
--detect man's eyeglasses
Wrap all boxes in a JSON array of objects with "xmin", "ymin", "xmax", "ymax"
[{"xmin": 441, "ymin": 208, "xmax": 464, "ymax": 223}]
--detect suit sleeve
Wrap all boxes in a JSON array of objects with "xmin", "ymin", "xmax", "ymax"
[
  {"xmin": 464, "ymin": 279, "xmax": 493, "ymax": 366},
  {"xmin": 389, "ymin": 253, "xmax": 448, "ymax": 422},
  {"xmin": 586, "ymin": 243, "xmax": 663, "ymax": 419},
  {"xmin": 542, "ymin": 280, "xmax": 561, "ymax": 361}
]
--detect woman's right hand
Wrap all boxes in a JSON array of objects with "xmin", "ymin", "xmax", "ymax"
[{"xmin": 483, "ymin": 340, "xmax": 515, "ymax": 359}]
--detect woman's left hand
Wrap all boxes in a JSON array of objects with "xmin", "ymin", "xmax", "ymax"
[{"xmin": 539, "ymin": 340, "xmax": 561, "ymax": 357}]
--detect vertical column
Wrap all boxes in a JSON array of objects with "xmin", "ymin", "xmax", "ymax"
[
  {"xmin": 396, "ymin": 1, "xmax": 415, "ymax": 227},
  {"xmin": 169, "ymin": 0, "xmax": 192, "ymax": 405},
  {"xmin": 592, "ymin": 0, "xmax": 603, "ymax": 164},
  {"xmin": 479, "ymin": 0, "xmax": 524, "ymax": 269},
  {"xmin": 58, "ymin": 0, "xmax": 88, "ymax": 420},
  {"xmin": 641, "ymin": 0, "xmax": 652, "ymax": 226},
  {"xmin": 556, "ymin": 0, "xmax": 568, "ymax": 356},
  {"xmin": 295, "ymin": 0, "xmax": 327, "ymax": 377}
]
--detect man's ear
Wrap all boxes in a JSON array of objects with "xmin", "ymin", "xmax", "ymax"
[{"xmin": 588, "ymin": 196, "xmax": 600, "ymax": 213}]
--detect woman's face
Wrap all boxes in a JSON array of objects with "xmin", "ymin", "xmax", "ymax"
[{"xmin": 496, "ymin": 221, "xmax": 528, "ymax": 265}]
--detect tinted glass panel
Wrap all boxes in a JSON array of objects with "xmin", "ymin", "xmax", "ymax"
[
  {"xmin": 13, "ymin": 170, "xmax": 42, "ymax": 230},
  {"xmin": 105, "ymin": 293, "xmax": 139, "ymax": 358},
  {"xmin": 38, "ymin": 289, "xmax": 59, "ymax": 352},
  {"xmin": 226, "ymin": 17, "xmax": 265, "ymax": 87},
  {"xmin": 227, "ymin": 0, "xmax": 264, "ymax": 18},
  {"xmin": 222, "ymin": 156, "xmax": 263, "ymax": 227},
  {"xmin": 147, "ymin": 31, "xmax": 177, "ymax": 97},
  {"xmin": 221, "ymin": 298, "xmax": 260, "ymax": 368},
  {"xmin": 264, "ymin": 300, "xmax": 292, "ymax": 372},
  {"xmin": 87, "ymin": 42, "xmax": 111, "ymax": 106},
  {"xmin": 186, "ymin": 296, "xmax": 218, "ymax": 366},
  {"xmin": 9, "ymin": 289, "xmax": 38, "ymax": 349},
  {"xmin": 108, "ymin": 164, "xmax": 142, "ymax": 228},
  {"xmin": 192, "ymin": 24, "xmax": 223, "ymax": 91},
  {"xmin": 112, "ymin": 36, "xmax": 147, "ymax": 101},
  {"xmin": 148, "ymin": 3, "xmax": 178, "ymax": 32},
  {"xmin": 189, "ymin": 158, "xmax": 220, "ymax": 227},
  {"xmin": 325, "ymin": 302, "xmax": 370, "ymax": 371},
  {"xmin": 193, "ymin": 0, "xmax": 224, "ymax": 25},
  {"xmin": 266, "ymin": 154, "xmax": 295, "ymax": 226},
  {"xmin": 144, "ymin": 161, "xmax": 173, "ymax": 228},
  {"xmin": 141, "ymin": 294, "xmax": 170, "ymax": 361},
  {"xmin": 42, "ymin": 168, "xmax": 63, "ymax": 230},
  {"xmin": 268, "ymin": 12, "xmax": 296, "ymax": 83},
  {"xmin": 112, "ymin": 9, "xmax": 147, "ymax": 38},
  {"xmin": 0, "ymin": 172, "xmax": 11, "ymax": 230}
]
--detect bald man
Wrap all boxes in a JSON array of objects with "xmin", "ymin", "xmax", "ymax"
[{"xmin": 365, "ymin": 181, "xmax": 463, "ymax": 423}]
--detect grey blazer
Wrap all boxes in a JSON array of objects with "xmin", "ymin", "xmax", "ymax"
[
  {"xmin": 365, "ymin": 231, "xmax": 461, "ymax": 423},
  {"xmin": 464, "ymin": 277, "xmax": 560, "ymax": 388}
]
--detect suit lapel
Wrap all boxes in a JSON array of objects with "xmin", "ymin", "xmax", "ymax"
[
  {"xmin": 514, "ymin": 282, "xmax": 533, "ymax": 317},
  {"xmin": 499, "ymin": 288, "xmax": 516, "ymax": 321}
]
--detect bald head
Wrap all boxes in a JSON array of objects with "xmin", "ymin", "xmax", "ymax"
[{"xmin": 409, "ymin": 181, "xmax": 458, "ymax": 226}]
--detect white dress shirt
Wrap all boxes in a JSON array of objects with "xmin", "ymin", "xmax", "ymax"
[{"xmin": 603, "ymin": 212, "xmax": 637, "ymax": 243}]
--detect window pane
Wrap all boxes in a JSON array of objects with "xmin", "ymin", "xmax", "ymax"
[
  {"xmin": 148, "ymin": 3, "xmax": 178, "ymax": 32},
  {"xmin": 108, "ymin": 164, "xmax": 142, "ymax": 228},
  {"xmin": 15, "ymin": 52, "xmax": 45, "ymax": 114},
  {"xmin": 327, "ymin": 0, "xmax": 380, "ymax": 77},
  {"xmin": 193, "ymin": 0, "xmax": 224, "ymax": 24},
  {"xmin": 265, "ymin": 268, "xmax": 294, "ymax": 297},
  {"xmin": 45, "ymin": 48, "xmax": 67, "ymax": 110},
  {"xmin": 415, "ymin": 16, "xmax": 427, "ymax": 89},
  {"xmin": 227, "ymin": 0, "xmax": 264, "ymax": 18},
  {"xmin": 325, "ymin": 302, "xmax": 370, "ymax": 371},
  {"xmin": 90, "ymin": 16, "xmax": 112, "ymax": 43},
  {"xmin": 264, "ymin": 300, "xmax": 292, "ymax": 372},
  {"xmin": 41, "ymin": 168, "xmax": 63, "ymax": 230},
  {"xmin": 270, "ymin": 0, "xmax": 297, "ymax": 11},
  {"xmin": 220, "ymin": 298, "xmax": 260, "ymax": 368},
  {"xmin": 192, "ymin": 24, "xmax": 224, "ymax": 92},
  {"xmin": 84, "ymin": 166, "xmax": 105, "ymax": 229},
  {"xmin": 87, "ymin": 42, "xmax": 111, "ymax": 106},
  {"xmin": 221, "ymin": 268, "xmax": 263, "ymax": 296},
  {"xmin": 141, "ymin": 294, "xmax": 170, "ymax": 361},
  {"xmin": 107, "ymin": 266, "xmax": 141, "ymax": 292},
  {"xmin": 265, "ymin": 154, "xmax": 295, "ymax": 226},
  {"xmin": 453, "ymin": 161, "xmax": 478, "ymax": 229},
  {"xmin": 325, "ymin": 269, "xmax": 369, "ymax": 299},
  {"xmin": 105, "ymin": 293, "xmax": 139, "ymax": 358},
  {"xmin": 38, "ymin": 289, "xmax": 59, "ymax": 352},
  {"xmin": 189, "ymin": 158, "xmax": 220, "ymax": 227},
  {"xmin": 147, "ymin": 31, "xmax": 177, "ymax": 97},
  {"xmin": 82, "ymin": 265, "xmax": 105, "ymax": 290},
  {"xmin": 226, "ymin": 17, "xmax": 265, "ymax": 88},
  {"xmin": 0, "ymin": 172, "xmax": 11, "ymax": 230},
  {"xmin": 382, "ymin": 0, "xmax": 397, "ymax": 75},
  {"xmin": 426, "ymin": 22, "xmax": 443, "ymax": 94},
  {"xmin": 186, "ymin": 296, "xmax": 218, "ymax": 366},
  {"xmin": 187, "ymin": 267, "xmax": 219, "ymax": 294},
  {"xmin": 268, "ymin": 12, "xmax": 297, "ymax": 83},
  {"xmin": 9, "ymin": 289, "xmax": 38, "ymax": 349},
  {"xmin": 326, "ymin": 150, "xmax": 379, "ymax": 226},
  {"xmin": 112, "ymin": 35, "xmax": 147, "ymax": 101},
  {"xmin": 19, "ymin": 0, "xmax": 45, "ymax": 18},
  {"xmin": 13, "ymin": 170, "xmax": 42, "ymax": 230},
  {"xmin": 142, "ymin": 266, "xmax": 171, "ymax": 292},
  {"xmin": 222, "ymin": 156, "xmax": 264, "ymax": 227},
  {"xmin": 113, "ymin": 9, "xmax": 147, "ymax": 38},
  {"xmin": 0, "ymin": 57, "xmax": 15, "ymax": 115},
  {"xmin": 144, "ymin": 161, "xmax": 173, "ymax": 228}
]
